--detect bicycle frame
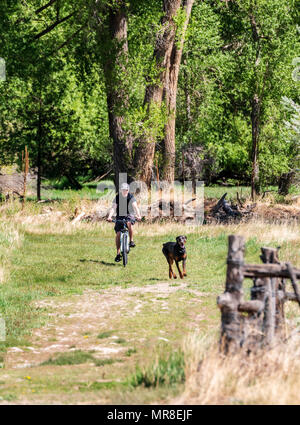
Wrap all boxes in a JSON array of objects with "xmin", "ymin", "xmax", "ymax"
[
  {"xmin": 114, "ymin": 218, "xmax": 130, "ymax": 266},
  {"xmin": 120, "ymin": 226, "xmax": 129, "ymax": 255}
]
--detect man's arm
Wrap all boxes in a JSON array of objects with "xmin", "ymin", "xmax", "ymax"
[
  {"xmin": 132, "ymin": 201, "xmax": 142, "ymax": 221},
  {"xmin": 107, "ymin": 202, "xmax": 117, "ymax": 221}
]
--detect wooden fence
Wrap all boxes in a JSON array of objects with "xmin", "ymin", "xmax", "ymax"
[{"xmin": 217, "ymin": 235, "xmax": 300, "ymax": 354}]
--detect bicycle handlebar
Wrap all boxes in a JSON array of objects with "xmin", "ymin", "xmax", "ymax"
[
  {"xmin": 112, "ymin": 218, "xmax": 130, "ymax": 223},
  {"xmin": 110, "ymin": 216, "xmax": 139, "ymax": 223}
]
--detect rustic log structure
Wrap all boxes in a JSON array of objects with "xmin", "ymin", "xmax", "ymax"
[
  {"xmin": 217, "ymin": 235, "xmax": 300, "ymax": 353},
  {"xmin": 217, "ymin": 235, "xmax": 245, "ymax": 354}
]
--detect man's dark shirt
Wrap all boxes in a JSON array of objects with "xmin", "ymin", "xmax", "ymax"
[{"xmin": 113, "ymin": 193, "xmax": 136, "ymax": 218}]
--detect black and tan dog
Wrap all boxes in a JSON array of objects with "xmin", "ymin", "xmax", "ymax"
[{"xmin": 162, "ymin": 236, "xmax": 187, "ymax": 279}]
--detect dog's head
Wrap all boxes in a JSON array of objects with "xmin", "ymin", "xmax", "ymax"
[{"xmin": 176, "ymin": 235, "xmax": 187, "ymax": 249}]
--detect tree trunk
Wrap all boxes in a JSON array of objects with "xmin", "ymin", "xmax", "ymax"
[
  {"xmin": 37, "ymin": 109, "xmax": 42, "ymax": 201},
  {"xmin": 183, "ymin": 57, "xmax": 192, "ymax": 126},
  {"xmin": 65, "ymin": 173, "xmax": 82, "ymax": 190},
  {"xmin": 251, "ymin": 93, "xmax": 260, "ymax": 200},
  {"xmin": 249, "ymin": 13, "xmax": 261, "ymax": 200},
  {"xmin": 278, "ymin": 171, "xmax": 295, "ymax": 196},
  {"xmin": 99, "ymin": 3, "xmax": 133, "ymax": 189},
  {"xmin": 134, "ymin": 0, "xmax": 182, "ymax": 187},
  {"xmin": 133, "ymin": 84, "xmax": 162, "ymax": 187},
  {"xmin": 162, "ymin": 0, "xmax": 194, "ymax": 183}
]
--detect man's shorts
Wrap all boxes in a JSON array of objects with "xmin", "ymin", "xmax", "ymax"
[{"xmin": 114, "ymin": 216, "xmax": 135, "ymax": 233}]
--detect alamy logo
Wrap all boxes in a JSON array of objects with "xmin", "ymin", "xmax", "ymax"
[
  {"xmin": 96, "ymin": 173, "xmax": 204, "ymax": 225},
  {"xmin": 0, "ymin": 318, "xmax": 5, "ymax": 342},
  {"xmin": 292, "ymin": 26, "xmax": 300, "ymax": 82},
  {"xmin": 292, "ymin": 57, "xmax": 300, "ymax": 82},
  {"xmin": 0, "ymin": 58, "xmax": 6, "ymax": 81}
]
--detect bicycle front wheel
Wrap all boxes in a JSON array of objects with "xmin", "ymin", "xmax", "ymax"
[{"xmin": 122, "ymin": 233, "xmax": 128, "ymax": 267}]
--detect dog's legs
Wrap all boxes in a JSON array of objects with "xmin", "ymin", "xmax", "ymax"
[
  {"xmin": 175, "ymin": 261, "xmax": 184, "ymax": 279},
  {"xmin": 182, "ymin": 258, "xmax": 187, "ymax": 276},
  {"xmin": 168, "ymin": 259, "xmax": 176, "ymax": 279}
]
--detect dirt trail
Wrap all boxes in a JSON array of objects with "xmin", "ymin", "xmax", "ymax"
[{"xmin": 5, "ymin": 282, "xmax": 206, "ymax": 369}]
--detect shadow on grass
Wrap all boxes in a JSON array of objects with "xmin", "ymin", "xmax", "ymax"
[{"xmin": 79, "ymin": 259, "xmax": 116, "ymax": 266}]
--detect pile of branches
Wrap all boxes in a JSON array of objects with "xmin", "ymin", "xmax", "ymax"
[
  {"xmin": 206, "ymin": 193, "xmax": 255, "ymax": 223},
  {"xmin": 145, "ymin": 198, "xmax": 197, "ymax": 223},
  {"xmin": 73, "ymin": 198, "xmax": 198, "ymax": 224},
  {"xmin": 71, "ymin": 193, "xmax": 256, "ymax": 225}
]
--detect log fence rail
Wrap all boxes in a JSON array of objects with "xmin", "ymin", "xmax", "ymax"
[{"xmin": 217, "ymin": 235, "xmax": 300, "ymax": 353}]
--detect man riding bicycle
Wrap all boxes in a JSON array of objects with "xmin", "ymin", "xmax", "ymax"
[{"xmin": 107, "ymin": 183, "xmax": 142, "ymax": 262}]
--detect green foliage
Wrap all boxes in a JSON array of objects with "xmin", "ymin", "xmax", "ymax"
[
  {"xmin": 115, "ymin": 338, "xmax": 126, "ymax": 344},
  {"xmin": 94, "ymin": 358, "xmax": 118, "ymax": 367},
  {"xmin": 129, "ymin": 350, "xmax": 185, "ymax": 388},
  {"xmin": 0, "ymin": 0, "xmax": 299, "ymax": 187},
  {"xmin": 174, "ymin": 6, "xmax": 188, "ymax": 49},
  {"xmin": 124, "ymin": 102, "xmax": 168, "ymax": 149},
  {"xmin": 41, "ymin": 350, "xmax": 119, "ymax": 367},
  {"xmin": 97, "ymin": 331, "xmax": 115, "ymax": 339},
  {"xmin": 0, "ymin": 0, "xmax": 111, "ymax": 182},
  {"xmin": 177, "ymin": 0, "xmax": 300, "ymax": 183},
  {"xmin": 41, "ymin": 350, "xmax": 96, "ymax": 366},
  {"xmin": 125, "ymin": 348, "xmax": 137, "ymax": 356},
  {"xmin": 78, "ymin": 381, "xmax": 118, "ymax": 391},
  {"xmin": 281, "ymin": 96, "xmax": 300, "ymax": 169}
]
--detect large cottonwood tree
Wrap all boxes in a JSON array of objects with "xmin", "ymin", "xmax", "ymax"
[
  {"xmin": 162, "ymin": 0, "xmax": 194, "ymax": 183},
  {"xmin": 96, "ymin": 1, "xmax": 134, "ymax": 188},
  {"xmin": 234, "ymin": 0, "xmax": 298, "ymax": 199},
  {"xmin": 133, "ymin": 0, "xmax": 194, "ymax": 186}
]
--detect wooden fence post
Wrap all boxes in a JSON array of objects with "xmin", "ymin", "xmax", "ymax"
[
  {"xmin": 218, "ymin": 238, "xmax": 300, "ymax": 353},
  {"xmin": 243, "ymin": 273, "xmax": 265, "ymax": 352},
  {"xmin": 217, "ymin": 235, "xmax": 245, "ymax": 354},
  {"xmin": 260, "ymin": 247, "xmax": 281, "ymax": 345}
]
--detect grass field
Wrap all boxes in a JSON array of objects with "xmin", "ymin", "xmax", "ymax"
[
  {"xmin": 27, "ymin": 179, "xmax": 298, "ymax": 202},
  {"xmin": 0, "ymin": 202, "xmax": 299, "ymax": 404},
  {"xmin": 0, "ymin": 189, "xmax": 300, "ymax": 404}
]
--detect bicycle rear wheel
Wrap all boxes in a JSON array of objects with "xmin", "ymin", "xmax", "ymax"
[{"xmin": 122, "ymin": 233, "xmax": 128, "ymax": 267}]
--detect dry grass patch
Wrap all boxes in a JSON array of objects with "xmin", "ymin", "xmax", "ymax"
[
  {"xmin": 178, "ymin": 332, "xmax": 300, "ymax": 405},
  {"xmin": 0, "ymin": 222, "xmax": 23, "ymax": 284}
]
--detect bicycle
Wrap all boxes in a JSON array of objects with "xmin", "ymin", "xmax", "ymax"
[{"xmin": 112, "ymin": 218, "xmax": 131, "ymax": 267}]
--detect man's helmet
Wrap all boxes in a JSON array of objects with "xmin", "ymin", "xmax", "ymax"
[{"xmin": 120, "ymin": 183, "xmax": 130, "ymax": 191}]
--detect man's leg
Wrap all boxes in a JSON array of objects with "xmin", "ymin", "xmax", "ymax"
[
  {"xmin": 127, "ymin": 222, "xmax": 133, "ymax": 242},
  {"xmin": 127, "ymin": 222, "xmax": 136, "ymax": 248},
  {"xmin": 116, "ymin": 231, "xmax": 121, "ymax": 254}
]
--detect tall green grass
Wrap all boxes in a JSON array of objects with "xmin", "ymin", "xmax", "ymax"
[{"xmin": 129, "ymin": 350, "xmax": 185, "ymax": 388}]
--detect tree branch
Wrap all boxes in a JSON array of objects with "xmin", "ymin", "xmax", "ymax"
[
  {"xmin": 35, "ymin": 0, "xmax": 57, "ymax": 15},
  {"xmin": 249, "ymin": 14, "xmax": 260, "ymax": 43},
  {"xmin": 15, "ymin": 0, "xmax": 58, "ymax": 24},
  {"xmin": 56, "ymin": 0, "xmax": 60, "ymax": 21},
  {"xmin": 34, "ymin": 12, "xmax": 75, "ymax": 40},
  {"xmin": 55, "ymin": 23, "xmax": 87, "ymax": 52}
]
